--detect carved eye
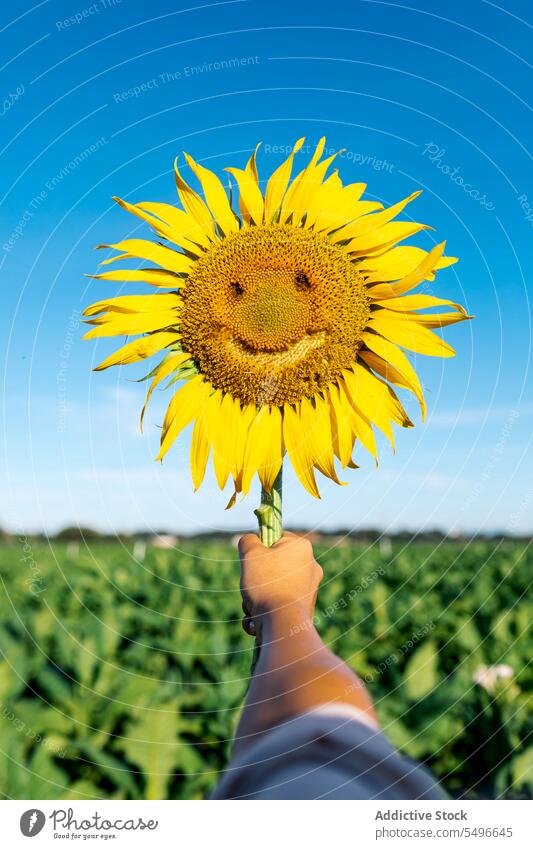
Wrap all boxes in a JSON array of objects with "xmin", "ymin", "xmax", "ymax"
[
  {"xmin": 295, "ymin": 271, "xmax": 311, "ymax": 291},
  {"xmin": 231, "ymin": 281, "xmax": 244, "ymax": 295}
]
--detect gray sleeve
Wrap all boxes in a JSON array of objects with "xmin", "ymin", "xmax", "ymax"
[{"xmin": 212, "ymin": 711, "xmax": 446, "ymax": 800}]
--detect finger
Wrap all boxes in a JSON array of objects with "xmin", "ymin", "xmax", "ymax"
[
  {"xmin": 242, "ymin": 615, "xmax": 256, "ymax": 636},
  {"xmin": 238, "ymin": 533, "xmax": 264, "ymax": 557},
  {"xmin": 277, "ymin": 530, "xmax": 299, "ymax": 540},
  {"xmin": 274, "ymin": 531, "xmax": 314, "ymax": 553}
]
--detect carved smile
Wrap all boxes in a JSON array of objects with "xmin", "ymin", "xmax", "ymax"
[{"xmin": 226, "ymin": 330, "xmax": 327, "ymax": 368}]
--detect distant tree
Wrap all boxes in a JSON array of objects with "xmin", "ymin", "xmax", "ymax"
[{"xmin": 55, "ymin": 526, "xmax": 103, "ymax": 541}]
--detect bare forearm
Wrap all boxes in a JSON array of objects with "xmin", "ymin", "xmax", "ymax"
[{"xmin": 234, "ymin": 603, "xmax": 377, "ymax": 754}]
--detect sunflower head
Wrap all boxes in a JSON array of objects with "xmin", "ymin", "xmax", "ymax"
[
  {"xmin": 180, "ymin": 223, "xmax": 371, "ymax": 407},
  {"xmin": 84, "ymin": 137, "xmax": 471, "ymax": 500}
]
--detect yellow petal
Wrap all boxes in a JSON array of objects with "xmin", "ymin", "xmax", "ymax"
[
  {"xmin": 327, "ymin": 384, "xmax": 356, "ymax": 469},
  {"xmin": 331, "ymin": 191, "xmax": 422, "ymax": 244},
  {"xmin": 112, "ymin": 196, "xmax": 202, "ymax": 255},
  {"xmin": 190, "ymin": 414, "xmax": 211, "ymax": 491},
  {"xmin": 225, "ymin": 490, "xmax": 238, "ymax": 510},
  {"xmin": 98, "ymin": 252, "xmax": 131, "ymax": 264},
  {"xmin": 359, "ymin": 349, "xmax": 422, "ymax": 419},
  {"xmin": 342, "ymin": 363, "xmax": 412, "ymax": 447},
  {"xmin": 93, "ymin": 331, "xmax": 179, "ymax": 371},
  {"xmin": 245, "ymin": 142, "xmax": 262, "ymax": 182},
  {"xmin": 264, "ymin": 137, "xmax": 305, "ymax": 222},
  {"xmin": 343, "ymin": 367, "xmax": 394, "ymax": 445},
  {"xmin": 156, "ymin": 375, "xmax": 205, "ymax": 461},
  {"xmin": 372, "ymin": 294, "xmax": 467, "ymax": 315},
  {"xmin": 300, "ymin": 396, "xmax": 343, "ymax": 484},
  {"xmin": 369, "ymin": 313, "xmax": 456, "ymax": 357},
  {"xmin": 361, "ymin": 331, "xmax": 426, "ymax": 419},
  {"xmin": 355, "ymin": 362, "xmax": 411, "ymax": 426},
  {"xmin": 315, "ymin": 175, "xmax": 383, "ymax": 232},
  {"xmin": 258, "ymin": 406, "xmax": 284, "ymax": 493},
  {"xmin": 241, "ymin": 407, "xmax": 283, "ymax": 495},
  {"xmin": 84, "ymin": 293, "xmax": 180, "ymax": 316},
  {"xmin": 360, "ymin": 245, "xmax": 457, "ymax": 284},
  {"xmin": 309, "ymin": 171, "xmax": 382, "ymax": 233},
  {"xmin": 280, "ymin": 138, "xmax": 337, "ymax": 225},
  {"xmin": 225, "ymin": 166, "xmax": 265, "ymax": 225},
  {"xmin": 232, "ymin": 403, "xmax": 256, "ymax": 492},
  {"xmin": 336, "ymin": 378, "xmax": 378, "ymax": 461},
  {"xmin": 290, "ymin": 150, "xmax": 340, "ymax": 225},
  {"xmin": 97, "ymin": 239, "xmax": 194, "ymax": 275},
  {"xmin": 304, "ymin": 170, "xmax": 342, "ymax": 230},
  {"xmin": 174, "ymin": 157, "xmax": 217, "ymax": 240},
  {"xmin": 205, "ymin": 390, "xmax": 237, "ymax": 489},
  {"xmin": 241, "ymin": 407, "xmax": 269, "ymax": 495},
  {"xmin": 348, "ymin": 222, "xmax": 432, "ymax": 256},
  {"xmin": 140, "ymin": 351, "xmax": 191, "ymax": 430},
  {"xmin": 183, "ymin": 153, "xmax": 238, "ymax": 235},
  {"xmin": 368, "ymin": 242, "xmax": 446, "ymax": 298},
  {"xmin": 315, "ymin": 179, "xmax": 365, "ymax": 230},
  {"xmin": 283, "ymin": 403, "xmax": 320, "ymax": 498},
  {"xmin": 392, "ymin": 311, "xmax": 471, "ymax": 329},
  {"xmin": 279, "ymin": 138, "xmax": 327, "ymax": 222},
  {"xmin": 87, "ymin": 268, "xmax": 185, "ymax": 288},
  {"xmin": 83, "ymin": 310, "xmax": 179, "ymax": 338},
  {"xmin": 137, "ymin": 201, "xmax": 212, "ymax": 249},
  {"xmin": 305, "ymin": 171, "xmax": 380, "ymax": 233},
  {"xmin": 322, "ymin": 199, "xmax": 383, "ymax": 234},
  {"xmin": 217, "ymin": 394, "xmax": 244, "ymax": 490}
]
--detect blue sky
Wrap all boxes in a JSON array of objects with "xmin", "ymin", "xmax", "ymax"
[{"xmin": 1, "ymin": 0, "xmax": 531, "ymax": 535}]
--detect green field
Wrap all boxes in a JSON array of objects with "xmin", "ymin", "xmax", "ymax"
[{"xmin": 0, "ymin": 538, "xmax": 531, "ymax": 800}]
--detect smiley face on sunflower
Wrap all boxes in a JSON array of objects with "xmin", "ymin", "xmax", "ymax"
[{"xmin": 84, "ymin": 137, "xmax": 470, "ymax": 504}]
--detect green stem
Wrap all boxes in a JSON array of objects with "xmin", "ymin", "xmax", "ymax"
[
  {"xmin": 250, "ymin": 468, "xmax": 283, "ymax": 674},
  {"xmin": 254, "ymin": 468, "xmax": 283, "ymax": 547}
]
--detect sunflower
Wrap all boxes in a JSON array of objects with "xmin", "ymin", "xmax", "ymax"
[{"xmin": 84, "ymin": 137, "xmax": 470, "ymax": 507}]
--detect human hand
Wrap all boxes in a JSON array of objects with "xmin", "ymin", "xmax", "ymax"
[{"xmin": 238, "ymin": 532, "xmax": 323, "ymax": 636}]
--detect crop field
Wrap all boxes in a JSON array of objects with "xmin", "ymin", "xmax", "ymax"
[{"xmin": 0, "ymin": 538, "xmax": 531, "ymax": 800}]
